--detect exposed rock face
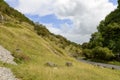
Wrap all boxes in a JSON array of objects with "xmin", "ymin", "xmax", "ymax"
[
  {"xmin": 0, "ymin": 45, "xmax": 17, "ymax": 65},
  {"xmin": 0, "ymin": 67, "xmax": 19, "ymax": 80}
]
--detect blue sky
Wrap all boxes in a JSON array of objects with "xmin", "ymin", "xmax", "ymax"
[
  {"xmin": 25, "ymin": 14, "xmax": 73, "ymax": 28},
  {"xmin": 5, "ymin": 0, "xmax": 117, "ymax": 43},
  {"xmin": 109, "ymin": 0, "xmax": 118, "ymax": 5}
]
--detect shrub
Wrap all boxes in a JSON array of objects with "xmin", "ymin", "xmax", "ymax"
[
  {"xmin": 34, "ymin": 24, "xmax": 50, "ymax": 37},
  {"xmin": 92, "ymin": 47, "xmax": 114, "ymax": 60},
  {"xmin": 83, "ymin": 49, "xmax": 93, "ymax": 58}
]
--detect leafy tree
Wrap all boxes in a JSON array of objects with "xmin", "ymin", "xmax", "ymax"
[
  {"xmin": 101, "ymin": 23, "xmax": 120, "ymax": 52},
  {"xmin": 88, "ymin": 0, "xmax": 120, "ymax": 59},
  {"xmin": 89, "ymin": 32, "xmax": 103, "ymax": 48},
  {"xmin": 82, "ymin": 42, "xmax": 89, "ymax": 49},
  {"xmin": 113, "ymin": 39, "xmax": 120, "ymax": 53},
  {"xmin": 118, "ymin": 0, "xmax": 120, "ymax": 8}
]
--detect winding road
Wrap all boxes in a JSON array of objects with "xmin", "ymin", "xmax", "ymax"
[{"xmin": 79, "ymin": 59, "xmax": 120, "ymax": 70}]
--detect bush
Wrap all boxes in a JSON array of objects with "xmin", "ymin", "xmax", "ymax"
[
  {"xmin": 34, "ymin": 24, "xmax": 50, "ymax": 37},
  {"xmin": 83, "ymin": 49, "xmax": 93, "ymax": 58},
  {"xmin": 92, "ymin": 47, "xmax": 114, "ymax": 60}
]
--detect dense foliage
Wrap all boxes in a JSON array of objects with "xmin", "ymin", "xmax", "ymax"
[
  {"xmin": 83, "ymin": 0, "xmax": 120, "ymax": 61},
  {"xmin": 34, "ymin": 23, "xmax": 51, "ymax": 36},
  {"xmin": 83, "ymin": 47, "xmax": 114, "ymax": 60}
]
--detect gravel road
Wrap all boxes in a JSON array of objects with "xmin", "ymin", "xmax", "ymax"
[{"xmin": 79, "ymin": 59, "xmax": 120, "ymax": 70}]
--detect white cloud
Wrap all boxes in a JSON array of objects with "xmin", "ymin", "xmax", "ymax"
[
  {"xmin": 6, "ymin": 0, "xmax": 117, "ymax": 44},
  {"xmin": 15, "ymin": 0, "xmax": 55, "ymax": 16}
]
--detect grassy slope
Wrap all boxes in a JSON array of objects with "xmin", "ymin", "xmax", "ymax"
[{"xmin": 0, "ymin": 20, "xmax": 120, "ymax": 80}]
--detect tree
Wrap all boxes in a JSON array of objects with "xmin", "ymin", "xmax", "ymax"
[
  {"xmin": 118, "ymin": 0, "xmax": 120, "ymax": 8},
  {"xmin": 89, "ymin": 32, "xmax": 103, "ymax": 48},
  {"xmin": 113, "ymin": 39, "xmax": 120, "ymax": 53},
  {"xmin": 82, "ymin": 42, "xmax": 89, "ymax": 49}
]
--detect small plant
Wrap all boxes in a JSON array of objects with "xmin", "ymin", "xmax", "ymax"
[{"xmin": 12, "ymin": 53, "xmax": 30, "ymax": 63}]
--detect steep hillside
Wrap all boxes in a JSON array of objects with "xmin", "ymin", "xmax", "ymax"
[
  {"xmin": 34, "ymin": 23, "xmax": 82, "ymax": 57},
  {"xmin": 0, "ymin": 0, "xmax": 120, "ymax": 80},
  {"xmin": 0, "ymin": 0, "xmax": 82, "ymax": 57}
]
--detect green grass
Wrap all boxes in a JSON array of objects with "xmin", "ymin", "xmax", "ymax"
[
  {"xmin": 0, "ymin": 22, "xmax": 120, "ymax": 80},
  {"xmin": 108, "ymin": 61, "xmax": 120, "ymax": 66}
]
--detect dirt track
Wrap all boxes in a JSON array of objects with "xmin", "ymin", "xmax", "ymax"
[{"xmin": 79, "ymin": 59, "xmax": 120, "ymax": 70}]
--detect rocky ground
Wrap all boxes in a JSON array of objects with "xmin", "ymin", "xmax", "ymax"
[
  {"xmin": 0, "ymin": 67, "xmax": 19, "ymax": 80},
  {"xmin": 0, "ymin": 45, "xmax": 19, "ymax": 80},
  {"xmin": 0, "ymin": 46, "xmax": 16, "ymax": 65}
]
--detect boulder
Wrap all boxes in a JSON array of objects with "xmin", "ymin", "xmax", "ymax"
[
  {"xmin": 65, "ymin": 62, "xmax": 73, "ymax": 67},
  {"xmin": 45, "ymin": 62, "xmax": 57, "ymax": 67}
]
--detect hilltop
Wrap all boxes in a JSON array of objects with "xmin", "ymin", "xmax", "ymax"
[{"xmin": 0, "ymin": 0, "xmax": 120, "ymax": 80}]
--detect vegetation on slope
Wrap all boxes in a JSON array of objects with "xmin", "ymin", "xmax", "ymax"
[
  {"xmin": 34, "ymin": 23, "xmax": 82, "ymax": 58},
  {"xmin": 0, "ymin": 0, "xmax": 34, "ymax": 25}
]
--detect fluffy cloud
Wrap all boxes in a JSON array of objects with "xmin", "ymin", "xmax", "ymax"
[
  {"xmin": 53, "ymin": 0, "xmax": 116, "ymax": 43},
  {"xmin": 15, "ymin": 0, "xmax": 55, "ymax": 16},
  {"xmin": 6, "ymin": 0, "xmax": 117, "ymax": 44}
]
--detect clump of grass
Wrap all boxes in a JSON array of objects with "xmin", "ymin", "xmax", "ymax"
[{"xmin": 12, "ymin": 53, "xmax": 30, "ymax": 64}]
